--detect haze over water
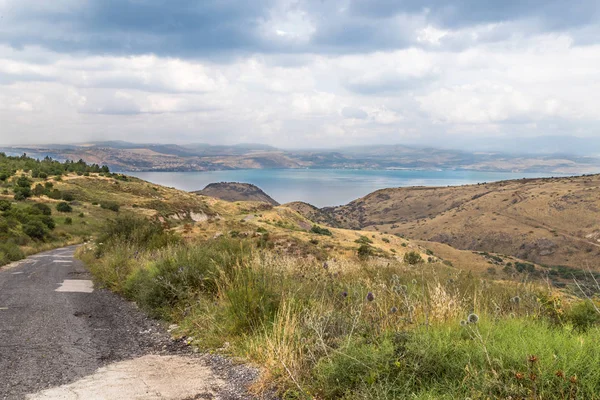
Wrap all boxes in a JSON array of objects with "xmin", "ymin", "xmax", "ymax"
[{"xmin": 126, "ymin": 169, "xmax": 558, "ymax": 208}]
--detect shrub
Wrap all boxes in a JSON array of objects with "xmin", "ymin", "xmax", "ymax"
[
  {"xmin": 0, "ymin": 241, "xmax": 25, "ymax": 265},
  {"xmin": 355, "ymin": 235, "xmax": 373, "ymax": 244},
  {"xmin": 568, "ymin": 300, "xmax": 600, "ymax": 332},
  {"xmin": 124, "ymin": 239, "xmax": 252, "ymax": 318},
  {"xmin": 23, "ymin": 220, "xmax": 48, "ymax": 240},
  {"xmin": 403, "ymin": 251, "xmax": 423, "ymax": 265},
  {"xmin": 65, "ymin": 217, "xmax": 73, "ymax": 225},
  {"xmin": 0, "ymin": 199, "xmax": 11, "ymax": 211},
  {"xmin": 47, "ymin": 189, "xmax": 62, "ymax": 199},
  {"xmin": 13, "ymin": 186, "xmax": 31, "ymax": 200},
  {"xmin": 61, "ymin": 192, "xmax": 75, "ymax": 201},
  {"xmin": 311, "ymin": 225, "xmax": 332, "ymax": 236},
  {"xmin": 357, "ymin": 243, "xmax": 373, "ymax": 258},
  {"xmin": 33, "ymin": 184, "xmax": 45, "ymax": 196},
  {"xmin": 100, "ymin": 201, "xmax": 120, "ymax": 212},
  {"xmin": 98, "ymin": 215, "xmax": 180, "ymax": 251},
  {"xmin": 31, "ymin": 203, "xmax": 52, "ymax": 216},
  {"xmin": 56, "ymin": 202, "xmax": 72, "ymax": 213}
]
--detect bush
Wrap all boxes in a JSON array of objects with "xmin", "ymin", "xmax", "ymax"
[
  {"xmin": 31, "ymin": 203, "xmax": 52, "ymax": 215},
  {"xmin": 100, "ymin": 201, "xmax": 120, "ymax": 212},
  {"xmin": 355, "ymin": 235, "xmax": 373, "ymax": 245},
  {"xmin": 98, "ymin": 215, "xmax": 180, "ymax": 251},
  {"xmin": 403, "ymin": 251, "xmax": 423, "ymax": 265},
  {"xmin": 13, "ymin": 186, "xmax": 31, "ymax": 200},
  {"xmin": 33, "ymin": 184, "xmax": 45, "ymax": 196},
  {"xmin": 23, "ymin": 220, "xmax": 48, "ymax": 240},
  {"xmin": 124, "ymin": 239, "xmax": 252, "ymax": 318},
  {"xmin": 65, "ymin": 217, "xmax": 73, "ymax": 225},
  {"xmin": 311, "ymin": 225, "xmax": 332, "ymax": 236},
  {"xmin": 357, "ymin": 243, "xmax": 373, "ymax": 258},
  {"xmin": 47, "ymin": 189, "xmax": 62, "ymax": 199},
  {"xmin": 61, "ymin": 192, "xmax": 75, "ymax": 201},
  {"xmin": 0, "ymin": 199, "xmax": 11, "ymax": 211},
  {"xmin": 568, "ymin": 300, "xmax": 600, "ymax": 332},
  {"xmin": 56, "ymin": 202, "xmax": 72, "ymax": 213},
  {"xmin": 0, "ymin": 241, "xmax": 25, "ymax": 265}
]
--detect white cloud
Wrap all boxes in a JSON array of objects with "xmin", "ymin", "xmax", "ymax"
[{"xmin": 1, "ymin": 24, "xmax": 600, "ymax": 147}]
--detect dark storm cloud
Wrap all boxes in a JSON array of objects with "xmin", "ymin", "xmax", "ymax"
[
  {"xmin": 1, "ymin": 0, "xmax": 598, "ymax": 59},
  {"xmin": 348, "ymin": 0, "xmax": 600, "ymax": 30},
  {"xmin": 0, "ymin": 0, "xmax": 274, "ymax": 57}
]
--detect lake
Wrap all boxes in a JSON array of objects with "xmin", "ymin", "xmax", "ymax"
[{"xmin": 125, "ymin": 169, "xmax": 558, "ymax": 208}]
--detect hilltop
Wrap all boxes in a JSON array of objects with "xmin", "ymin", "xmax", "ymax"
[
  {"xmin": 194, "ymin": 182, "xmax": 280, "ymax": 206},
  {"xmin": 292, "ymin": 174, "xmax": 600, "ymax": 270}
]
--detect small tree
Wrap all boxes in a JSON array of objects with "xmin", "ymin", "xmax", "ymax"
[
  {"xmin": 403, "ymin": 251, "xmax": 423, "ymax": 265},
  {"xmin": 56, "ymin": 202, "xmax": 72, "ymax": 213},
  {"xmin": 357, "ymin": 244, "xmax": 373, "ymax": 259}
]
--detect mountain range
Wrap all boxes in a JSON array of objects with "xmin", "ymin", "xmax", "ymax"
[{"xmin": 2, "ymin": 140, "xmax": 599, "ymax": 174}]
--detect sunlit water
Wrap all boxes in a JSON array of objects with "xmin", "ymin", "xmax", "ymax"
[{"xmin": 125, "ymin": 169, "xmax": 560, "ymax": 208}]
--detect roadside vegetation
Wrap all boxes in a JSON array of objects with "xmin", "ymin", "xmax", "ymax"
[
  {"xmin": 80, "ymin": 215, "xmax": 600, "ymax": 399},
  {"xmin": 0, "ymin": 153, "xmax": 113, "ymax": 266}
]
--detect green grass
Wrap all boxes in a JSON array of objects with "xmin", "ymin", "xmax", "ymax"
[{"xmin": 80, "ymin": 218, "xmax": 600, "ymax": 399}]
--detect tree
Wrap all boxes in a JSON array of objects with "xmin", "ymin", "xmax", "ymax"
[
  {"xmin": 56, "ymin": 202, "xmax": 72, "ymax": 213},
  {"xmin": 403, "ymin": 251, "xmax": 423, "ymax": 265}
]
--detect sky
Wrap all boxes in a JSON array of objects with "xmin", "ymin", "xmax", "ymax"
[{"xmin": 0, "ymin": 0, "xmax": 599, "ymax": 149}]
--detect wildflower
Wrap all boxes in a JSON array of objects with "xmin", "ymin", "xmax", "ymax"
[
  {"xmin": 341, "ymin": 291, "xmax": 348, "ymax": 298},
  {"xmin": 323, "ymin": 262, "xmax": 329, "ymax": 270},
  {"xmin": 390, "ymin": 306, "xmax": 398, "ymax": 314},
  {"xmin": 495, "ymin": 306, "xmax": 501, "ymax": 313},
  {"xmin": 530, "ymin": 373, "xmax": 537, "ymax": 381},
  {"xmin": 366, "ymin": 292, "xmax": 375, "ymax": 302},
  {"xmin": 555, "ymin": 370, "xmax": 564, "ymax": 378},
  {"xmin": 400, "ymin": 284, "xmax": 407, "ymax": 292},
  {"xmin": 511, "ymin": 296, "xmax": 521, "ymax": 304},
  {"xmin": 570, "ymin": 375, "xmax": 577, "ymax": 384},
  {"xmin": 460, "ymin": 320, "xmax": 467, "ymax": 326},
  {"xmin": 467, "ymin": 313, "xmax": 479, "ymax": 324},
  {"xmin": 528, "ymin": 355, "xmax": 538, "ymax": 364},
  {"xmin": 515, "ymin": 372, "xmax": 524, "ymax": 380},
  {"xmin": 408, "ymin": 305, "xmax": 415, "ymax": 313}
]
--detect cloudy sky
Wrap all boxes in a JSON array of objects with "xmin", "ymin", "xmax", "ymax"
[{"xmin": 0, "ymin": 0, "xmax": 599, "ymax": 148}]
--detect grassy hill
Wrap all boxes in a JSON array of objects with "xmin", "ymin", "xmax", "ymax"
[
  {"xmin": 4, "ymin": 153, "xmax": 600, "ymax": 398},
  {"xmin": 304, "ymin": 174, "xmax": 600, "ymax": 271},
  {"xmin": 194, "ymin": 182, "xmax": 280, "ymax": 205}
]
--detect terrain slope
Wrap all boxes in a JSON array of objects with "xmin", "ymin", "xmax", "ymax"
[
  {"xmin": 195, "ymin": 182, "xmax": 280, "ymax": 205},
  {"xmin": 310, "ymin": 174, "xmax": 600, "ymax": 269}
]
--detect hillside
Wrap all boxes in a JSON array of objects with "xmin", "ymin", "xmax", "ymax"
[
  {"xmin": 4, "ymin": 154, "xmax": 599, "ymax": 398},
  {"xmin": 308, "ymin": 174, "xmax": 600, "ymax": 269},
  {"xmin": 3, "ymin": 141, "xmax": 599, "ymax": 174},
  {"xmin": 194, "ymin": 182, "xmax": 280, "ymax": 206}
]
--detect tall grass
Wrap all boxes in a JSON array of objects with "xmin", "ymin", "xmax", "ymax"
[{"xmin": 79, "ymin": 218, "xmax": 600, "ymax": 399}]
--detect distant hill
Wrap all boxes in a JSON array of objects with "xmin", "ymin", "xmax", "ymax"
[
  {"xmin": 2, "ymin": 141, "xmax": 599, "ymax": 174},
  {"xmin": 194, "ymin": 182, "xmax": 280, "ymax": 205},
  {"xmin": 291, "ymin": 174, "xmax": 600, "ymax": 269}
]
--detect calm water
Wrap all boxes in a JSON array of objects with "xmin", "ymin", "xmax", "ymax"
[{"xmin": 126, "ymin": 169, "xmax": 558, "ymax": 207}]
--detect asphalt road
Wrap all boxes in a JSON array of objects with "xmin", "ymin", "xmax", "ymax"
[{"xmin": 0, "ymin": 246, "xmax": 258, "ymax": 400}]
